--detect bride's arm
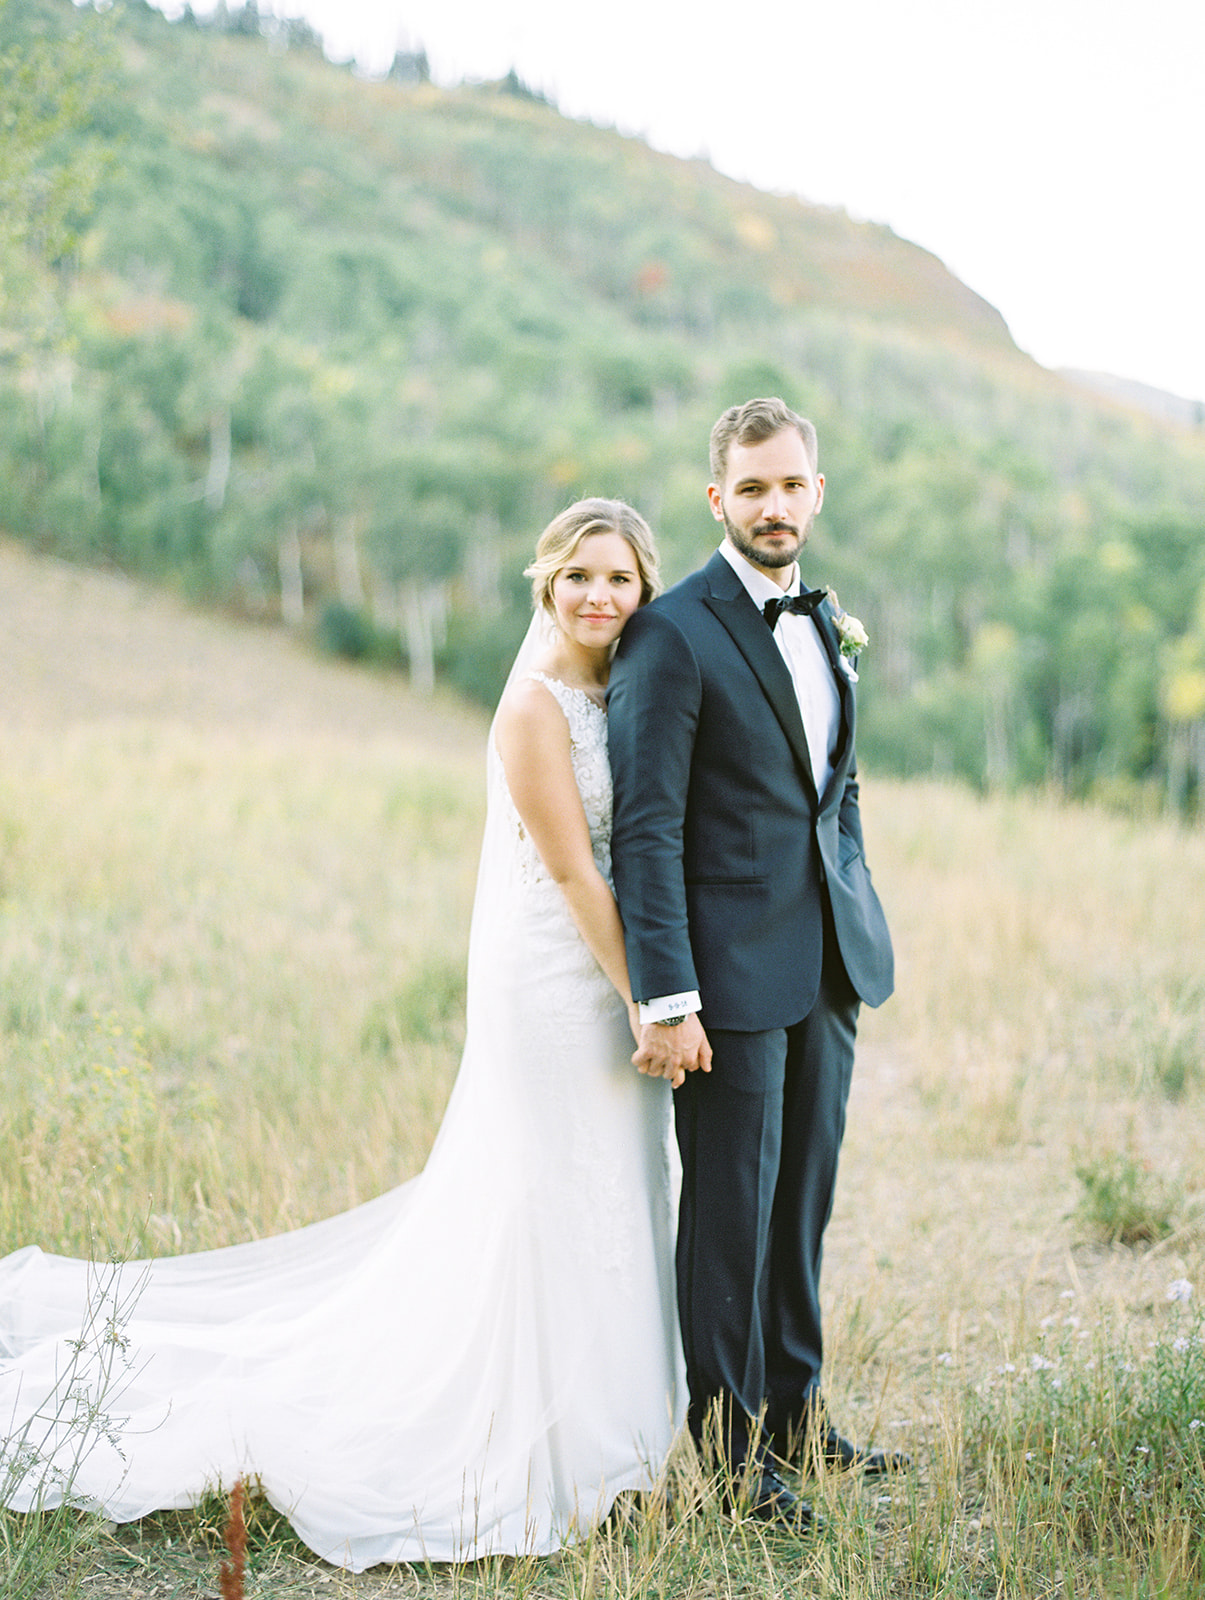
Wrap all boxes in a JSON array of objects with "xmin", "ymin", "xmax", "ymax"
[{"xmin": 494, "ymin": 678, "xmax": 635, "ymax": 1017}]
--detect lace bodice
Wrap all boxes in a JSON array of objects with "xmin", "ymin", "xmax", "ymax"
[{"xmin": 499, "ymin": 672, "xmax": 613, "ymax": 891}]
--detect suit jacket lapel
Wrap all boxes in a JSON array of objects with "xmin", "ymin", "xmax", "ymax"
[
  {"xmin": 813, "ymin": 601, "xmax": 856, "ymax": 804},
  {"xmin": 699, "ymin": 553, "xmax": 820, "ymax": 801}
]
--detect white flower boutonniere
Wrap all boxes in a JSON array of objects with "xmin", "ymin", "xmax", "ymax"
[{"xmin": 824, "ymin": 587, "xmax": 870, "ymax": 660}]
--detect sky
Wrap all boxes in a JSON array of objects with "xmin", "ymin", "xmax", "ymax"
[{"xmin": 170, "ymin": 0, "xmax": 1204, "ymax": 403}]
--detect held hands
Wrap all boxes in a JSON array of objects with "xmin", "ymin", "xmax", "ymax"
[{"xmin": 633, "ymin": 1015, "xmax": 712, "ymax": 1091}]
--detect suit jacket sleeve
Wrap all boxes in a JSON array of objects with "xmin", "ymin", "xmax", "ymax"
[{"xmin": 607, "ymin": 605, "xmax": 701, "ymax": 1005}]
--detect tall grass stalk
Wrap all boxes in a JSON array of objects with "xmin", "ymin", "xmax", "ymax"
[{"xmin": 1, "ymin": 1258, "xmax": 152, "ymax": 1599}]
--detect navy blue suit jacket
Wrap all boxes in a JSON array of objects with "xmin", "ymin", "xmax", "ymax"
[{"xmin": 608, "ymin": 549, "xmax": 893, "ymax": 1031}]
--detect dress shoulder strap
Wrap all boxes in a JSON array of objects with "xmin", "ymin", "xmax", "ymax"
[{"xmin": 526, "ymin": 671, "xmax": 602, "ymax": 714}]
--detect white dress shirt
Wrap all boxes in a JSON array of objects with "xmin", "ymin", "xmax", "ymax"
[{"xmin": 716, "ymin": 540, "xmax": 840, "ymax": 797}]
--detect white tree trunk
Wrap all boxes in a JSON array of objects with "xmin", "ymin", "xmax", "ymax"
[
  {"xmin": 473, "ymin": 511, "xmax": 502, "ymax": 612},
  {"xmin": 278, "ymin": 525, "xmax": 304, "ymax": 626},
  {"xmin": 205, "ymin": 409, "xmax": 232, "ymax": 512},
  {"xmin": 334, "ymin": 515, "xmax": 365, "ymax": 608},
  {"xmin": 402, "ymin": 582, "xmax": 447, "ymax": 694}
]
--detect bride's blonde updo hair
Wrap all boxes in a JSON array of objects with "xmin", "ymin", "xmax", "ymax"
[{"xmin": 525, "ymin": 498, "xmax": 662, "ymax": 618}]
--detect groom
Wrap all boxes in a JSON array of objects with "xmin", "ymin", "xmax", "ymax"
[{"xmin": 607, "ymin": 397, "xmax": 901, "ymax": 1526}]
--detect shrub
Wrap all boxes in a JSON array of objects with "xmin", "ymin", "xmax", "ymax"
[{"xmin": 1073, "ymin": 1150, "xmax": 1179, "ymax": 1246}]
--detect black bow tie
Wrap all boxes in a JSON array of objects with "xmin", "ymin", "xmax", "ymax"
[{"xmin": 763, "ymin": 588, "xmax": 826, "ymax": 630}]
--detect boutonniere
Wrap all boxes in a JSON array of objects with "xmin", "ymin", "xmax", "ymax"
[{"xmin": 824, "ymin": 587, "xmax": 869, "ymax": 660}]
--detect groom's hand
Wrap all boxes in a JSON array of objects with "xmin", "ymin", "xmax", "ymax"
[{"xmin": 634, "ymin": 1016, "xmax": 711, "ymax": 1090}]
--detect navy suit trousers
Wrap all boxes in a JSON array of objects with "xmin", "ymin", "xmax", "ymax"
[{"xmin": 673, "ymin": 924, "xmax": 860, "ymax": 1468}]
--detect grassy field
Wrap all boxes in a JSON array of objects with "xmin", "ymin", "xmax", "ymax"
[{"xmin": 2, "ymin": 540, "xmax": 1202, "ymax": 1598}]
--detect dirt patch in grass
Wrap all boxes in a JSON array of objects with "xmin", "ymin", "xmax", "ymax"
[{"xmin": 0, "ymin": 539, "xmax": 485, "ymax": 752}]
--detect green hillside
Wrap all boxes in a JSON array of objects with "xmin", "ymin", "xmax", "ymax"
[{"xmin": 3, "ymin": 0, "xmax": 1205, "ymax": 808}]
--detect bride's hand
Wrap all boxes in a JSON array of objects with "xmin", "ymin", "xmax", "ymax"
[{"xmin": 627, "ymin": 1001, "xmax": 642, "ymax": 1046}]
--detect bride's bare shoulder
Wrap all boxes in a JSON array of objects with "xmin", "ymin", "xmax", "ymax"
[{"xmin": 495, "ymin": 672, "xmax": 569, "ymax": 753}]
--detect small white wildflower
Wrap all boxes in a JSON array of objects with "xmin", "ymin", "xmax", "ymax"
[
  {"xmin": 1190, "ymin": 1419, "xmax": 1203, "ymax": 1432},
  {"xmin": 1174, "ymin": 1337, "xmax": 1190, "ymax": 1354},
  {"xmin": 937, "ymin": 1351, "xmax": 953, "ymax": 1366},
  {"xmin": 1031, "ymin": 1355, "xmax": 1056, "ymax": 1371},
  {"xmin": 1039, "ymin": 1315, "xmax": 1057, "ymax": 1329},
  {"xmin": 1059, "ymin": 1289, "xmax": 1076, "ymax": 1300},
  {"xmin": 1064, "ymin": 1315, "xmax": 1081, "ymax": 1328},
  {"xmin": 1167, "ymin": 1279, "xmax": 1193, "ymax": 1303},
  {"xmin": 1000, "ymin": 1362, "xmax": 1016, "ymax": 1374},
  {"xmin": 1136, "ymin": 1445, "xmax": 1150, "ymax": 1455}
]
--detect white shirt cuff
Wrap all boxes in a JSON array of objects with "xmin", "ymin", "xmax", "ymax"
[{"xmin": 638, "ymin": 991, "xmax": 701, "ymax": 1025}]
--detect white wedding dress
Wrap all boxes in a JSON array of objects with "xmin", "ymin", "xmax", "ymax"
[{"xmin": 0, "ymin": 673, "xmax": 684, "ymax": 1571}]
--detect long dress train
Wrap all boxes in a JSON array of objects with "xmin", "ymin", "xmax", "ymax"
[{"xmin": 0, "ymin": 674, "xmax": 684, "ymax": 1571}]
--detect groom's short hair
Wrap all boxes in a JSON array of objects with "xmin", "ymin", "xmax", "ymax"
[{"xmin": 709, "ymin": 397, "xmax": 819, "ymax": 484}]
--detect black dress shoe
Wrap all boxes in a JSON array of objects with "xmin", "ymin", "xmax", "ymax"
[
  {"xmin": 770, "ymin": 1402, "xmax": 911, "ymax": 1478},
  {"xmin": 810, "ymin": 1425, "xmax": 910, "ymax": 1478},
  {"xmin": 729, "ymin": 1466, "xmax": 817, "ymax": 1531}
]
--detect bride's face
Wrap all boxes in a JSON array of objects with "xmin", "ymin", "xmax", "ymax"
[{"xmin": 550, "ymin": 531, "xmax": 644, "ymax": 650}]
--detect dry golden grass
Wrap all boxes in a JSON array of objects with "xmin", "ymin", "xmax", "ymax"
[
  {"xmin": 3, "ymin": 538, "xmax": 1203, "ymax": 1598},
  {"xmin": 839, "ymin": 781, "xmax": 1204, "ymax": 1435},
  {"xmin": 1, "ymin": 542, "xmax": 488, "ymax": 1259}
]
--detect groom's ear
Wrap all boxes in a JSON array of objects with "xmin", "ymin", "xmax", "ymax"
[{"xmin": 707, "ymin": 484, "xmax": 725, "ymax": 523}]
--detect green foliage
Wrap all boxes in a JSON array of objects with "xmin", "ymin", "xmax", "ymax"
[
  {"xmin": 971, "ymin": 1313, "xmax": 1205, "ymax": 1589},
  {"xmin": 1, "ymin": 0, "xmax": 1204, "ymax": 811},
  {"xmin": 438, "ymin": 607, "xmax": 532, "ymax": 708},
  {"xmin": 315, "ymin": 599, "xmax": 398, "ymax": 663},
  {"xmin": 0, "ymin": 0, "xmax": 117, "ymax": 352},
  {"xmin": 0, "ymin": 1485, "xmax": 101, "ymax": 1598},
  {"xmin": 362, "ymin": 957, "xmax": 467, "ymax": 1051},
  {"xmin": 1073, "ymin": 1150, "xmax": 1179, "ymax": 1245}
]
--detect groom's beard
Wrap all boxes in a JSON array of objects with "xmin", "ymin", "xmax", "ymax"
[{"xmin": 721, "ymin": 508, "xmax": 815, "ymax": 570}]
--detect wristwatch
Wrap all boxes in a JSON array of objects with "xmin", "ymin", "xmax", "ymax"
[{"xmin": 657, "ymin": 1015, "xmax": 687, "ymax": 1027}]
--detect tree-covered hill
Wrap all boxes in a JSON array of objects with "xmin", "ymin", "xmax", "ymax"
[{"xmin": 3, "ymin": 0, "xmax": 1204, "ymax": 808}]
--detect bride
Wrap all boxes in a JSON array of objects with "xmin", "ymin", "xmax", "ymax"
[{"xmin": 0, "ymin": 499, "xmax": 684, "ymax": 1572}]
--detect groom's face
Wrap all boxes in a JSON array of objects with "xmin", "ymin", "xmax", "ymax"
[{"xmin": 708, "ymin": 428, "xmax": 825, "ymax": 582}]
